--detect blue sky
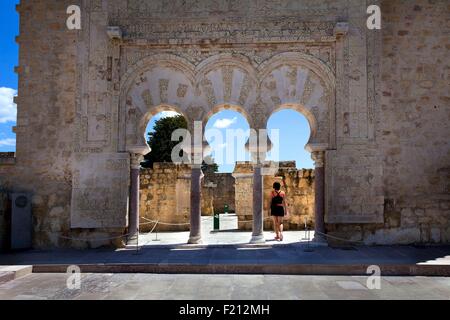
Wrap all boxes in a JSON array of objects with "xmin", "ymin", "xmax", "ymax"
[
  {"xmin": 0, "ymin": 1, "xmax": 313, "ymax": 170},
  {"xmin": 0, "ymin": 0, "xmax": 19, "ymax": 152},
  {"xmin": 146, "ymin": 109, "xmax": 313, "ymax": 172}
]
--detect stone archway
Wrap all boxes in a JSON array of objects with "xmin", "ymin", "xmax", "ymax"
[{"xmin": 120, "ymin": 51, "xmax": 335, "ymax": 244}]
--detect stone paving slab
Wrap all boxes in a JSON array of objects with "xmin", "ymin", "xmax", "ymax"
[
  {"xmin": 30, "ymin": 263, "xmax": 450, "ymax": 276},
  {"xmin": 0, "ymin": 272, "xmax": 15, "ymax": 285},
  {"xmin": 1, "ymin": 244, "xmax": 449, "ymax": 276},
  {"xmin": 138, "ymin": 216, "xmax": 311, "ymax": 246},
  {"xmin": 1, "ymin": 273, "xmax": 450, "ymax": 300},
  {"xmin": 0, "ymin": 266, "xmax": 33, "ymax": 285}
]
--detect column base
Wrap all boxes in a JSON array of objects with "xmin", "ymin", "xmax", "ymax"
[
  {"xmin": 250, "ymin": 234, "xmax": 266, "ymax": 244},
  {"xmin": 187, "ymin": 235, "xmax": 202, "ymax": 244},
  {"xmin": 126, "ymin": 233, "xmax": 138, "ymax": 245},
  {"xmin": 312, "ymin": 234, "xmax": 328, "ymax": 246}
]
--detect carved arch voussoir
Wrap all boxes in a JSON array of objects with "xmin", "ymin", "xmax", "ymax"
[
  {"xmin": 257, "ymin": 51, "xmax": 336, "ymax": 91},
  {"xmin": 121, "ymin": 51, "xmax": 336, "ymax": 153},
  {"xmin": 121, "ymin": 54, "xmax": 197, "ymax": 93}
]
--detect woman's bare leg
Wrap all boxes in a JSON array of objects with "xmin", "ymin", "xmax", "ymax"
[
  {"xmin": 272, "ymin": 216, "xmax": 279, "ymax": 239},
  {"xmin": 278, "ymin": 217, "xmax": 284, "ymax": 240}
]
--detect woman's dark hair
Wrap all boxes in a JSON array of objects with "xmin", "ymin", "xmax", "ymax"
[{"xmin": 273, "ymin": 182, "xmax": 281, "ymax": 191}]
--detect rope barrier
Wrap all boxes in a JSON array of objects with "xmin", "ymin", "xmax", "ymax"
[
  {"xmin": 59, "ymin": 216, "xmax": 362, "ymax": 244},
  {"xmin": 141, "ymin": 220, "xmax": 159, "ymax": 236},
  {"xmin": 58, "ymin": 233, "xmax": 131, "ymax": 242},
  {"xmin": 139, "ymin": 220, "xmax": 160, "ymax": 226},
  {"xmin": 141, "ymin": 216, "xmax": 190, "ymax": 226},
  {"xmin": 315, "ymin": 230, "xmax": 365, "ymax": 244},
  {"xmin": 238, "ymin": 217, "xmax": 272, "ymax": 223}
]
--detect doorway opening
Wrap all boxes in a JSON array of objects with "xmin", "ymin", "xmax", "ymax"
[
  {"xmin": 264, "ymin": 108, "xmax": 315, "ymax": 238},
  {"xmin": 138, "ymin": 110, "xmax": 192, "ymax": 245}
]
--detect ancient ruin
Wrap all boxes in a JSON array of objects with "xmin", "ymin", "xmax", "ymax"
[
  {"xmin": 139, "ymin": 161, "xmax": 315, "ymax": 232},
  {"xmin": 0, "ymin": 0, "xmax": 449, "ymax": 249}
]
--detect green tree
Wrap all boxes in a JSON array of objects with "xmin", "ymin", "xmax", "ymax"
[
  {"xmin": 202, "ymin": 155, "xmax": 219, "ymax": 173},
  {"xmin": 142, "ymin": 115, "xmax": 219, "ymax": 173},
  {"xmin": 142, "ymin": 115, "xmax": 188, "ymax": 168}
]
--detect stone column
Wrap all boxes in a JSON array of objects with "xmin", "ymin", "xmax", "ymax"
[
  {"xmin": 188, "ymin": 164, "xmax": 203, "ymax": 244},
  {"xmin": 129, "ymin": 153, "xmax": 143, "ymax": 240},
  {"xmin": 247, "ymin": 129, "xmax": 270, "ymax": 244},
  {"xmin": 251, "ymin": 163, "xmax": 265, "ymax": 243},
  {"xmin": 311, "ymin": 151, "xmax": 326, "ymax": 243}
]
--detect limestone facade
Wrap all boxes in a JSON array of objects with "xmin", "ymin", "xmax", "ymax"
[{"xmin": 0, "ymin": 0, "xmax": 448, "ymax": 248}]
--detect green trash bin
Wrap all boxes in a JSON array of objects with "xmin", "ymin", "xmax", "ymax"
[{"xmin": 213, "ymin": 212, "xmax": 220, "ymax": 230}]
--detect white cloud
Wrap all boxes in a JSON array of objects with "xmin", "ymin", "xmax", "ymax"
[
  {"xmin": 213, "ymin": 117, "xmax": 237, "ymax": 129},
  {"xmin": 215, "ymin": 143, "xmax": 228, "ymax": 149},
  {"xmin": 0, "ymin": 138, "xmax": 16, "ymax": 147},
  {"xmin": 0, "ymin": 87, "xmax": 17, "ymax": 123},
  {"xmin": 157, "ymin": 111, "xmax": 180, "ymax": 119}
]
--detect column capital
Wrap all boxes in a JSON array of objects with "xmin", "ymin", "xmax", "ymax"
[
  {"xmin": 107, "ymin": 26, "xmax": 123, "ymax": 40},
  {"xmin": 246, "ymin": 129, "xmax": 271, "ymax": 165},
  {"xmin": 190, "ymin": 164, "xmax": 205, "ymax": 179},
  {"xmin": 311, "ymin": 151, "xmax": 325, "ymax": 168},
  {"xmin": 334, "ymin": 22, "xmax": 349, "ymax": 38},
  {"xmin": 130, "ymin": 153, "xmax": 144, "ymax": 169}
]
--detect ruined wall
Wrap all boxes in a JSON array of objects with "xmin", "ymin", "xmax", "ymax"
[
  {"xmin": 232, "ymin": 162, "xmax": 254, "ymax": 229},
  {"xmin": 0, "ymin": 191, "xmax": 9, "ymax": 251},
  {"xmin": 234, "ymin": 162, "xmax": 315, "ymax": 231},
  {"xmin": 7, "ymin": 0, "xmax": 449, "ymax": 248},
  {"xmin": 327, "ymin": 0, "xmax": 450, "ymax": 244},
  {"xmin": 202, "ymin": 172, "xmax": 236, "ymax": 215},
  {"xmin": 2, "ymin": 0, "xmax": 112, "ymax": 250},
  {"xmin": 140, "ymin": 163, "xmax": 191, "ymax": 232},
  {"xmin": 140, "ymin": 164, "xmax": 235, "ymax": 231},
  {"xmin": 264, "ymin": 168, "xmax": 315, "ymax": 231},
  {"xmin": 2, "ymin": 1, "xmax": 133, "ymax": 249},
  {"xmin": 141, "ymin": 162, "xmax": 314, "ymax": 232}
]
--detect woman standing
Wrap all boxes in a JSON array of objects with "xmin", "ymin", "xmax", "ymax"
[{"xmin": 269, "ymin": 182, "xmax": 288, "ymax": 241}]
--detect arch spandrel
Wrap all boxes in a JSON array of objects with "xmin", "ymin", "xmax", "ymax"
[
  {"xmin": 120, "ymin": 52, "xmax": 335, "ymax": 153},
  {"xmin": 257, "ymin": 52, "xmax": 335, "ymax": 146},
  {"xmin": 195, "ymin": 53, "xmax": 259, "ymax": 122}
]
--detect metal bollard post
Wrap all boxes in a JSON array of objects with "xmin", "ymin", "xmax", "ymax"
[
  {"xmin": 153, "ymin": 224, "xmax": 160, "ymax": 242},
  {"xmin": 133, "ymin": 229, "xmax": 141, "ymax": 255},
  {"xmin": 213, "ymin": 211, "xmax": 220, "ymax": 231},
  {"xmin": 302, "ymin": 217, "xmax": 309, "ymax": 241},
  {"xmin": 304, "ymin": 219, "xmax": 313, "ymax": 252}
]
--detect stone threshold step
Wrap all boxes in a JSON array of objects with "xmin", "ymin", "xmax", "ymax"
[
  {"xmin": 123, "ymin": 242, "xmax": 327, "ymax": 249},
  {"xmin": 31, "ymin": 263, "xmax": 450, "ymax": 277},
  {"xmin": 0, "ymin": 265, "xmax": 33, "ymax": 284}
]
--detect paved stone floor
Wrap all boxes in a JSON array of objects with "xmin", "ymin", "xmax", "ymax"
[
  {"xmin": 1, "ymin": 245, "xmax": 449, "ymax": 267},
  {"xmin": 139, "ymin": 215, "xmax": 312, "ymax": 246},
  {"xmin": 0, "ymin": 273, "xmax": 449, "ymax": 300}
]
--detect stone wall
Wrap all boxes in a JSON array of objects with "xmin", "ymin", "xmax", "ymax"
[
  {"xmin": 140, "ymin": 163, "xmax": 235, "ymax": 231},
  {"xmin": 326, "ymin": 0, "xmax": 450, "ymax": 245},
  {"xmin": 233, "ymin": 162, "xmax": 315, "ymax": 231},
  {"xmin": 232, "ymin": 162, "xmax": 254, "ymax": 228},
  {"xmin": 202, "ymin": 172, "xmax": 236, "ymax": 215},
  {"xmin": 5, "ymin": 0, "xmax": 449, "ymax": 248},
  {"xmin": 140, "ymin": 162, "xmax": 314, "ymax": 232},
  {"xmin": 140, "ymin": 163, "xmax": 191, "ymax": 232},
  {"xmin": 1, "ymin": 0, "xmax": 128, "ymax": 249},
  {"xmin": 0, "ymin": 191, "xmax": 10, "ymax": 251}
]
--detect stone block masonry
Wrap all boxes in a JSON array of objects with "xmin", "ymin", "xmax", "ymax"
[
  {"xmin": 233, "ymin": 162, "xmax": 315, "ymax": 231},
  {"xmin": 140, "ymin": 162, "xmax": 315, "ymax": 232},
  {"xmin": 0, "ymin": 191, "xmax": 10, "ymax": 251},
  {"xmin": 0, "ymin": 0, "xmax": 448, "ymax": 248},
  {"xmin": 140, "ymin": 163, "xmax": 191, "ymax": 232},
  {"xmin": 326, "ymin": 0, "xmax": 450, "ymax": 245}
]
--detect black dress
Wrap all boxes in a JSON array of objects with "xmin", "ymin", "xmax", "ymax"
[{"xmin": 270, "ymin": 191, "xmax": 285, "ymax": 217}]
